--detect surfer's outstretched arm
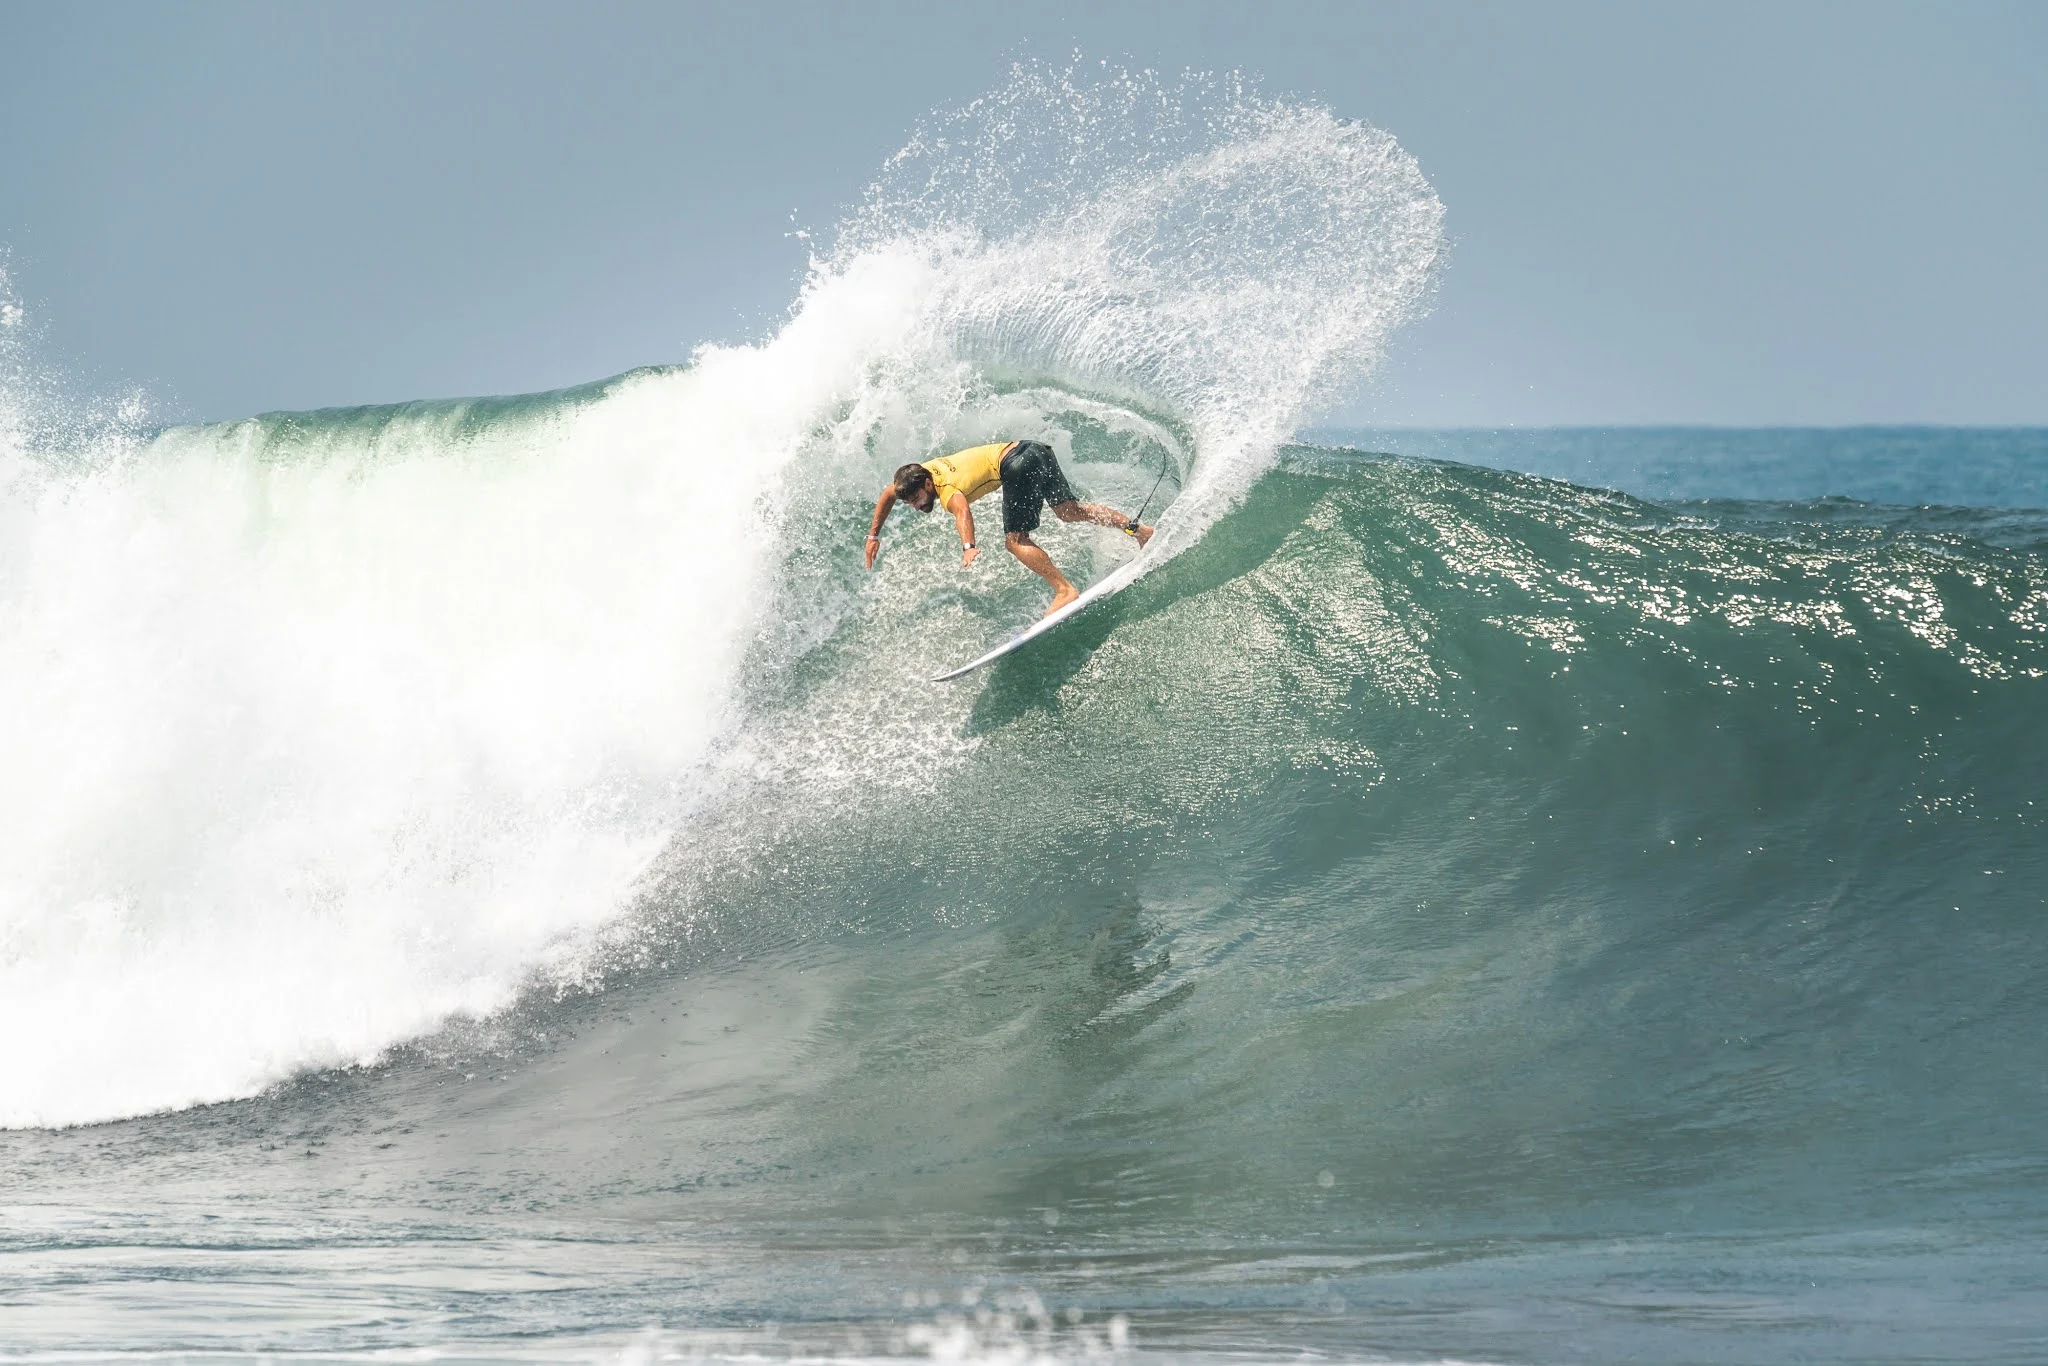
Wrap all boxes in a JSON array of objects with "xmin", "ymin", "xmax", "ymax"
[
  {"xmin": 864, "ymin": 487, "xmax": 897, "ymax": 570},
  {"xmin": 948, "ymin": 492, "xmax": 979, "ymax": 566}
]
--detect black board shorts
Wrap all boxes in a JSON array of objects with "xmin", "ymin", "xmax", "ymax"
[{"xmin": 998, "ymin": 441, "xmax": 1077, "ymax": 535}]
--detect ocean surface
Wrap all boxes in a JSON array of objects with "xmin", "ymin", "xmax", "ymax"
[{"xmin": 4, "ymin": 65, "xmax": 2046, "ymax": 1366}]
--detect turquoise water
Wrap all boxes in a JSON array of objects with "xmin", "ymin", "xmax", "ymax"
[{"xmin": 3, "ymin": 63, "xmax": 2045, "ymax": 1366}]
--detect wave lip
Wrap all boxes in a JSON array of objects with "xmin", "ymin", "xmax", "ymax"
[{"xmin": 830, "ymin": 60, "xmax": 1446, "ymax": 546}]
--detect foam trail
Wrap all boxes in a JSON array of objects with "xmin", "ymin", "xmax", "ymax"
[{"xmin": 0, "ymin": 63, "xmax": 1444, "ymax": 1128}]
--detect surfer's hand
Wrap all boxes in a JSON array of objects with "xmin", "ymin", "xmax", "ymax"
[
  {"xmin": 864, "ymin": 535, "xmax": 879, "ymax": 570},
  {"xmin": 962, "ymin": 545, "xmax": 979, "ymax": 567}
]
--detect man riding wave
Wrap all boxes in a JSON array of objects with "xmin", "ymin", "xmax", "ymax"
[{"xmin": 863, "ymin": 441, "xmax": 1154, "ymax": 615}]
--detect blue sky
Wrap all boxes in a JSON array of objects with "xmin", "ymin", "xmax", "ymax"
[{"xmin": 3, "ymin": 1, "xmax": 2043, "ymax": 425}]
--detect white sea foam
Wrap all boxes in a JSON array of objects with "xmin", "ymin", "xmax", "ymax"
[
  {"xmin": 0, "ymin": 289, "xmax": 926, "ymax": 1128},
  {"xmin": 0, "ymin": 62, "xmax": 1443, "ymax": 1128}
]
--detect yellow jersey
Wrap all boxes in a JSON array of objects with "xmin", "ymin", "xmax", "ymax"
[{"xmin": 921, "ymin": 442, "xmax": 1015, "ymax": 508}]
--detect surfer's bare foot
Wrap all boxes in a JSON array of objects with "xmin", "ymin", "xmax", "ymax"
[
  {"xmin": 1045, "ymin": 584, "xmax": 1080, "ymax": 616},
  {"xmin": 1135, "ymin": 523, "xmax": 1154, "ymax": 548}
]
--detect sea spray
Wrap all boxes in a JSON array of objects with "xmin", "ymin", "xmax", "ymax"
[{"xmin": 828, "ymin": 61, "xmax": 1445, "ymax": 545}]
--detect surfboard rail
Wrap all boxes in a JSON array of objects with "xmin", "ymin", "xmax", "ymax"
[{"xmin": 930, "ymin": 556, "xmax": 1148, "ymax": 681}]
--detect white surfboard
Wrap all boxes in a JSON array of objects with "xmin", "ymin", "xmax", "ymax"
[{"xmin": 930, "ymin": 555, "xmax": 1149, "ymax": 682}]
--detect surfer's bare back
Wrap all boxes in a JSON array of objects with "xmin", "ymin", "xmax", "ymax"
[{"xmin": 863, "ymin": 440, "xmax": 1153, "ymax": 616}]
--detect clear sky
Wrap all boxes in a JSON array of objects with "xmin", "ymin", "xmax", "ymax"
[{"xmin": 3, "ymin": 1, "xmax": 2043, "ymax": 426}]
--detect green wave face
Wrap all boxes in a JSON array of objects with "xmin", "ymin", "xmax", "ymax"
[{"xmin": 535, "ymin": 450, "xmax": 2047, "ymax": 1252}]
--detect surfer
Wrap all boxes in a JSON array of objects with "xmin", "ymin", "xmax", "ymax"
[{"xmin": 863, "ymin": 441, "xmax": 1154, "ymax": 615}]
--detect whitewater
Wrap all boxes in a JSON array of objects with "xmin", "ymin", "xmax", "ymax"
[{"xmin": 4, "ymin": 62, "xmax": 2046, "ymax": 1366}]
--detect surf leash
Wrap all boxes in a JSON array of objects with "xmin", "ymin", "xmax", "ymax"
[{"xmin": 1125, "ymin": 459, "xmax": 1174, "ymax": 537}]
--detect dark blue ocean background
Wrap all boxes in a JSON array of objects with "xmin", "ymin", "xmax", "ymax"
[{"xmin": 1328, "ymin": 426, "xmax": 2048, "ymax": 511}]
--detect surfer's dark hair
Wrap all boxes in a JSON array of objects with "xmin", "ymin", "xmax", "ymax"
[{"xmin": 894, "ymin": 464, "xmax": 934, "ymax": 498}]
